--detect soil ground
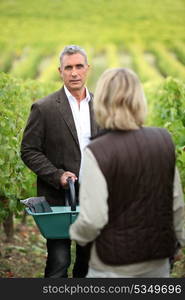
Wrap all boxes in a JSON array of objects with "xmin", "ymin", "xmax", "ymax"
[{"xmin": 0, "ymin": 216, "xmax": 185, "ymax": 278}]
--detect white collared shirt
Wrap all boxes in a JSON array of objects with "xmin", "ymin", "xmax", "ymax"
[{"xmin": 64, "ymin": 85, "xmax": 91, "ymax": 180}]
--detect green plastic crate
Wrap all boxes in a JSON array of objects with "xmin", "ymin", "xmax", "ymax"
[{"xmin": 26, "ymin": 206, "xmax": 79, "ymax": 239}]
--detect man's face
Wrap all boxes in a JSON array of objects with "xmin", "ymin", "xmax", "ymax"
[{"xmin": 58, "ymin": 53, "xmax": 90, "ymax": 93}]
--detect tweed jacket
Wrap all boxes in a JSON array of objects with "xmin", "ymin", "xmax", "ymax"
[{"xmin": 21, "ymin": 87, "xmax": 98, "ymax": 205}]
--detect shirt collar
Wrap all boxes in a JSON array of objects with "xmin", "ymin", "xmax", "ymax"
[{"xmin": 64, "ymin": 85, "xmax": 91, "ymax": 103}]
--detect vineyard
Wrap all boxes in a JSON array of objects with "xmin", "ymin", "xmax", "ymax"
[
  {"xmin": 1, "ymin": 39, "xmax": 185, "ymax": 91},
  {"xmin": 0, "ymin": 0, "xmax": 185, "ymax": 89},
  {"xmin": 0, "ymin": 0, "xmax": 185, "ymax": 278}
]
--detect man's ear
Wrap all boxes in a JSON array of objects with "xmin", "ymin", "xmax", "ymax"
[
  {"xmin": 87, "ymin": 64, "xmax": 90, "ymax": 73},
  {"xmin": 58, "ymin": 67, "xmax": 63, "ymax": 79}
]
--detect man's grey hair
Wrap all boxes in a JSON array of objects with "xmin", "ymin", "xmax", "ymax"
[{"xmin": 59, "ymin": 45, "xmax": 88, "ymax": 65}]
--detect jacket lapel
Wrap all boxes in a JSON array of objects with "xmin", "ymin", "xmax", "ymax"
[
  {"xmin": 56, "ymin": 87, "xmax": 80, "ymax": 147},
  {"xmin": 89, "ymin": 93, "xmax": 98, "ymax": 137},
  {"xmin": 56, "ymin": 88, "xmax": 98, "ymax": 146}
]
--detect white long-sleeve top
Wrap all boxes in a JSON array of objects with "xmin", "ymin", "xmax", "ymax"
[{"xmin": 70, "ymin": 148, "xmax": 185, "ymax": 276}]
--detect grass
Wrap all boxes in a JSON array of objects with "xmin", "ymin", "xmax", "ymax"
[
  {"xmin": 0, "ymin": 0, "xmax": 185, "ymax": 87},
  {"xmin": 0, "ymin": 0, "xmax": 184, "ymax": 48}
]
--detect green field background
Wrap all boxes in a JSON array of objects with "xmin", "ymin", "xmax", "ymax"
[
  {"xmin": 0, "ymin": 0, "xmax": 185, "ymax": 90},
  {"xmin": 0, "ymin": 1, "xmax": 185, "ymax": 278},
  {"xmin": 0, "ymin": 0, "xmax": 185, "ymax": 196}
]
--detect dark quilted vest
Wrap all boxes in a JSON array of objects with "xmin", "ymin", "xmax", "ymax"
[{"xmin": 88, "ymin": 127, "xmax": 176, "ymax": 265}]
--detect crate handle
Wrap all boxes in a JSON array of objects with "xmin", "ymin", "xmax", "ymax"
[{"xmin": 66, "ymin": 177, "xmax": 76, "ymax": 211}]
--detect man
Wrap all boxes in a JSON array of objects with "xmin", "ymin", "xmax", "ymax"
[{"xmin": 21, "ymin": 45, "xmax": 99, "ymax": 277}]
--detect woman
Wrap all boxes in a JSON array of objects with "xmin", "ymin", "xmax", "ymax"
[{"xmin": 70, "ymin": 68, "xmax": 185, "ymax": 277}]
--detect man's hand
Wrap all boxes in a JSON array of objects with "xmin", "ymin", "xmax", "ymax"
[{"xmin": 60, "ymin": 171, "xmax": 77, "ymax": 188}]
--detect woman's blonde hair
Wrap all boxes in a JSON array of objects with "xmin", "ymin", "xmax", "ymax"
[{"xmin": 93, "ymin": 68, "xmax": 147, "ymax": 130}]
